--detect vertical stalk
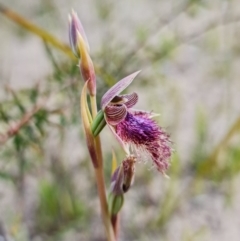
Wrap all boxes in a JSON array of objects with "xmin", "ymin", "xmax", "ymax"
[
  {"xmin": 90, "ymin": 96, "xmax": 116, "ymax": 241},
  {"xmin": 111, "ymin": 214, "xmax": 120, "ymax": 239}
]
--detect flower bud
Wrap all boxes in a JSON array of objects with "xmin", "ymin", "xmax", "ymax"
[
  {"xmin": 68, "ymin": 10, "xmax": 89, "ymax": 57},
  {"xmin": 111, "ymin": 155, "xmax": 136, "ymax": 195},
  {"xmin": 77, "ymin": 32, "xmax": 96, "ymax": 96},
  {"xmin": 108, "ymin": 155, "xmax": 136, "ymax": 215},
  {"xmin": 68, "ymin": 10, "xmax": 96, "ymax": 96},
  {"xmin": 122, "ymin": 155, "xmax": 136, "ymax": 193}
]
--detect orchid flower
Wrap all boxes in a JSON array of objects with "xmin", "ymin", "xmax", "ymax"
[
  {"xmin": 69, "ymin": 10, "xmax": 173, "ymax": 239},
  {"xmin": 93, "ymin": 71, "xmax": 172, "ymax": 174}
]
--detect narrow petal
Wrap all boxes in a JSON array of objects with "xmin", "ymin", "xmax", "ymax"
[
  {"xmin": 122, "ymin": 92, "xmax": 138, "ymax": 108},
  {"xmin": 105, "ymin": 105, "xmax": 127, "ymax": 125},
  {"xmin": 107, "ymin": 124, "xmax": 130, "ymax": 155},
  {"xmin": 101, "ymin": 71, "xmax": 141, "ymax": 110}
]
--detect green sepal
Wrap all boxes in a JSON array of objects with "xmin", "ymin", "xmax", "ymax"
[
  {"xmin": 108, "ymin": 193, "xmax": 124, "ymax": 216},
  {"xmin": 91, "ymin": 110, "xmax": 107, "ymax": 136}
]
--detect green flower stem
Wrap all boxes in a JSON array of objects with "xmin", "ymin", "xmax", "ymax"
[
  {"xmin": 90, "ymin": 95, "xmax": 116, "ymax": 241},
  {"xmin": 111, "ymin": 214, "xmax": 120, "ymax": 240}
]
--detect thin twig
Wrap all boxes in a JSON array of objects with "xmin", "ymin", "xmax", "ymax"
[
  {"xmin": 0, "ymin": 99, "xmax": 46, "ymax": 145},
  {"xmin": 0, "ymin": 77, "xmax": 78, "ymax": 145}
]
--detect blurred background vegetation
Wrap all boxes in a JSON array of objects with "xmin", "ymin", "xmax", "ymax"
[{"xmin": 0, "ymin": 0, "xmax": 240, "ymax": 240}]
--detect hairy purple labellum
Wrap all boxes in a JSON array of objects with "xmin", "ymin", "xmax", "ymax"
[
  {"xmin": 116, "ymin": 112, "xmax": 171, "ymax": 173},
  {"xmin": 101, "ymin": 72, "xmax": 172, "ymax": 174}
]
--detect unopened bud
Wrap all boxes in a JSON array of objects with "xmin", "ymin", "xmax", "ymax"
[
  {"xmin": 111, "ymin": 155, "xmax": 136, "ymax": 195},
  {"xmin": 77, "ymin": 32, "xmax": 96, "ymax": 96},
  {"xmin": 108, "ymin": 155, "xmax": 136, "ymax": 215},
  {"xmin": 122, "ymin": 155, "xmax": 136, "ymax": 193},
  {"xmin": 68, "ymin": 10, "xmax": 89, "ymax": 57}
]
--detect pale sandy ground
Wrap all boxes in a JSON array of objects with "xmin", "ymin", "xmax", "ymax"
[{"xmin": 0, "ymin": 0, "xmax": 240, "ymax": 240}]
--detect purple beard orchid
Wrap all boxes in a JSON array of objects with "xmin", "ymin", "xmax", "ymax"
[{"xmin": 101, "ymin": 71, "xmax": 172, "ymax": 174}]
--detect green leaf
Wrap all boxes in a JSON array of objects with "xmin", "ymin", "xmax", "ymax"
[{"xmin": 91, "ymin": 110, "xmax": 106, "ymax": 136}]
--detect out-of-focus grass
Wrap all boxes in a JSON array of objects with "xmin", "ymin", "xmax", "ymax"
[
  {"xmin": 0, "ymin": 4, "xmax": 75, "ymax": 59},
  {"xmin": 35, "ymin": 173, "xmax": 87, "ymax": 237},
  {"xmin": 154, "ymin": 153, "xmax": 181, "ymax": 228}
]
